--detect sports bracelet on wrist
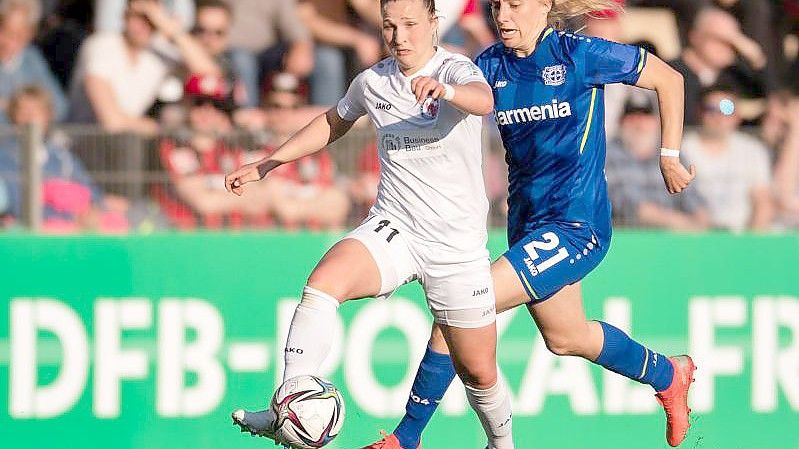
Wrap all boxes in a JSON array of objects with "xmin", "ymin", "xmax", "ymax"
[
  {"xmin": 442, "ymin": 83, "xmax": 455, "ymax": 101},
  {"xmin": 660, "ymin": 148, "xmax": 680, "ymax": 158}
]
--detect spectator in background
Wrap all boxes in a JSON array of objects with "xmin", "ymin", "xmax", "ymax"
[
  {"xmin": 348, "ymin": 143, "xmax": 380, "ymax": 219},
  {"xmin": 226, "ymin": 0, "xmax": 314, "ymax": 108},
  {"xmin": 583, "ymin": 0, "xmax": 624, "ymax": 42},
  {"xmin": 765, "ymin": 97, "xmax": 799, "ymax": 228},
  {"xmin": 711, "ymin": 0, "xmax": 783, "ymax": 97},
  {"xmin": 68, "ymin": 0, "xmax": 219, "ymax": 134},
  {"xmin": 606, "ymin": 94, "xmax": 710, "ymax": 231},
  {"xmin": 435, "ymin": 0, "xmax": 496, "ymax": 57},
  {"xmin": 95, "ymin": 0, "xmax": 198, "ymax": 78},
  {"xmin": 296, "ymin": 0, "xmax": 382, "ymax": 105},
  {"xmin": 682, "ymin": 85, "xmax": 774, "ymax": 232},
  {"xmin": 582, "ymin": 2, "xmax": 662, "ymax": 140},
  {"xmin": 191, "ymin": 0, "xmax": 247, "ymax": 107},
  {"xmin": 458, "ymin": 0, "xmax": 495, "ymax": 56},
  {"xmin": 670, "ymin": 8, "xmax": 767, "ymax": 127},
  {"xmin": 0, "ymin": 0, "xmax": 67, "ymax": 124},
  {"xmin": 37, "ymin": 0, "xmax": 53, "ymax": 16},
  {"xmin": 782, "ymin": 0, "xmax": 799, "ymax": 96},
  {"xmin": 95, "ymin": 0, "xmax": 194, "ymax": 33},
  {"xmin": 158, "ymin": 74, "xmax": 271, "ymax": 229},
  {"xmin": 233, "ymin": 71, "xmax": 326, "ymax": 132},
  {"xmin": 627, "ymin": 0, "xmax": 702, "ymax": 46},
  {"xmin": 0, "ymin": 175, "xmax": 8, "ymax": 220},
  {"xmin": 259, "ymin": 72, "xmax": 350, "ymax": 229},
  {"xmin": 35, "ymin": 0, "xmax": 93, "ymax": 89},
  {"xmin": 0, "ymin": 85, "xmax": 128, "ymax": 232},
  {"xmin": 582, "ymin": 2, "xmax": 637, "ymax": 140}
]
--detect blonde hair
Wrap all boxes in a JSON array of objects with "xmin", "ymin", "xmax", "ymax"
[{"xmin": 548, "ymin": 0, "xmax": 623, "ymax": 28}]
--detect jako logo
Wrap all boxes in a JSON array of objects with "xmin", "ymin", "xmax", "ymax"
[
  {"xmin": 495, "ymin": 80, "xmax": 508, "ymax": 88},
  {"xmin": 285, "ymin": 347, "xmax": 304, "ymax": 354},
  {"xmin": 375, "ymin": 102, "xmax": 392, "ymax": 110},
  {"xmin": 495, "ymin": 99, "xmax": 572, "ymax": 126}
]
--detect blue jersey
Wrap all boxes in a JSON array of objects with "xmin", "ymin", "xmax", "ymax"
[{"xmin": 476, "ymin": 28, "xmax": 647, "ymax": 247}]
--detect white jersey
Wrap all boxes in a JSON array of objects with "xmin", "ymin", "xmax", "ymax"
[{"xmin": 337, "ymin": 47, "xmax": 490, "ymax": 259}]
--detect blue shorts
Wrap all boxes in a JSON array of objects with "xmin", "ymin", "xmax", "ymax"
[{"xmin": 503, "ymin": 222, "xmax": 610, "ymax": 303}]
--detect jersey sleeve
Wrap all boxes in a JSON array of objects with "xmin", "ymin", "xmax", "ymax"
[
  {"xmin": 336, "ymin": 71, "xmax": 368, "ymax": 121},
  {"xmin": 444, "ymin": 58, "xmax": 489, "ymax": 86},
  {"xmin": 581, "ymin": 38, "xmax": 647, "ymax": 87}
]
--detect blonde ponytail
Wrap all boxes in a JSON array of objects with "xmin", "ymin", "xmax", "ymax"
[{"xmin": 548, "ymin": 0, "xmax": 624, "ymax": 29}]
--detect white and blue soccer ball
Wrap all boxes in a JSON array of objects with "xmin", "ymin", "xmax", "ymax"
[{"xmin": 271, "ymin": 375, "xmax": 345, "ymax": 449}]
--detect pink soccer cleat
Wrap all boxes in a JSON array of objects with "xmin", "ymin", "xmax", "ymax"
[
  {"xmin": 361, "ymin": 431, "xmax": 420, "ymax": 449},
  {"xmin": 655, "ymin": 355, "xmax": 697, "ymax": 447}
]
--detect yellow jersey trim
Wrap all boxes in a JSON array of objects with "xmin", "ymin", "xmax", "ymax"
[
  {"xmin": 636, "ymin": 47, "xmax": 646, "ymax": 74},
  {"xmin": 579, "ymin": 88, "xmax": 598, "ymax": 154}
]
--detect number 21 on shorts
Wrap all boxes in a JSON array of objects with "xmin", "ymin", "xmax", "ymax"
[
  {"xmin": 522, "ymin": 232, "xmax": 569, "ymax": 276},
  {"xmin": 373, "ymin": 219, "xmax": 400, "ymax": 243}
]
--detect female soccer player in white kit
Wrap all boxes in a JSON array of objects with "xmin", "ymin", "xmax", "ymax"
[{"xmin": 226, "ymin": 0, "xmax": 515, "ymax": 447}]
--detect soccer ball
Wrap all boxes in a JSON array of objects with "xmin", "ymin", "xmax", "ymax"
[{"xmin": 271, "ymin": 375, "xmax": 345, "ymax": 448}]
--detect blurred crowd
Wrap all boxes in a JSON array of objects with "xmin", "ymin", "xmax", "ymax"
[{"xmin": 0, "ymin": 0, "xmax": 799, "ymax": 233}]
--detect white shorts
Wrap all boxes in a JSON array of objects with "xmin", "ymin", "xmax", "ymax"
[{"xmin": 343, "ymin": 214, "xmax": 496, "ymax": 328}]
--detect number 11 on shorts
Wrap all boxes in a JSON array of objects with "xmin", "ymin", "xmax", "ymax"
[{"xmin": 523, "ymin": 232, "xmax": 569, "ymax": 275}]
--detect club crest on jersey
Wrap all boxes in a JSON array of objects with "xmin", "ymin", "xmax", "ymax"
[
  {"xmin": 542, "ymin": 64, "xmax": 566, "ymax": 86},
  {"xmin": 421, "ymin": 97, "xmax": 440, "ymax": 119},
  {"xmin": 380, "ymin": 133, "xmax": 402, "ymax": 154}
]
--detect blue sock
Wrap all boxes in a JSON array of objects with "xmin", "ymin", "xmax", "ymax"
[
  {"xmin": 596, "ymin": 321, "xmax": 674, "ymax": 392},
  {"xmin": 393, "ymin": 346, "xmax": 456, "ymax": 449}
]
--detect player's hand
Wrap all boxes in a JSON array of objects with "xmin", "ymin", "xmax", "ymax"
[
  {"xmin": 225, "ymin": 162, "xmax": 263, "ymax": 196},
  {"xmin": 410, "ymin": 76, "xmax": 446, "ymax": 103},
  {"xmin": 659, "ymin": 156, "xmax": 696, "ymax": 194}
]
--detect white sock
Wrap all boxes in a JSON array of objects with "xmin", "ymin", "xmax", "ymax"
[
  {"xmin": 282, "ymin": 286, "xmax": 340, "ymax": 383},
  {"xmin": 465, "ymin": 379, "xmax": 514, "ymax": 449}
]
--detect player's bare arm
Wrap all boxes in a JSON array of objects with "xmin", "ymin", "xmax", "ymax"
[
  {"xmin": 225, "ymin": 109, "xmax": 355, "ymax": 195},
  {"xmin": 410, "ymin": 77, "xmax": 494, "ymax": 116},
  {"xmin": 636, "ymin": 54, "xmax": 695, "ymax": 195}
]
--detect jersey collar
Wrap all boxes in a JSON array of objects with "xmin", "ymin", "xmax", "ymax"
[
  {"xmin": 395, "ymin": 46, "xmax": 443, "ymax": 81},
  {"xmin": 506, "ymin": 26, "xmax": 554, "ymax": 59},
  {"xmin": 537, "ymin": 27, "xmax": 555, "ymax": 46}
]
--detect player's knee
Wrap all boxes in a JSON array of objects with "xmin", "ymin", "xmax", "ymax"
[
  {"xmin": 456, "ymin": 363, "xmax": 497, "ymax": 390},
  {"xmin": 542, "ymin": 333, "xmax": 585, "ymax": 357},
  {"xmin": 305, "ymin": 273, "xmax": 350, "ymax": 304}
]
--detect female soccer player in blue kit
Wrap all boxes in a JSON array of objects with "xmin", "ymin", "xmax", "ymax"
[{"xmin": 364, "ymin": 1, "xmax": 698, "ymax": 449}]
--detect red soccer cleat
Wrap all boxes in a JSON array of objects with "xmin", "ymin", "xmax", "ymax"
[
  {"xmin": 361, "ymin": 431, "xmax": 420, "ymax": 449},
  {"xmin": 655, "ymin": 355, "xmax": 697, "ymax": 447}
]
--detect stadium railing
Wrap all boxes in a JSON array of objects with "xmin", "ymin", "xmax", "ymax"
[{"xmin": 0, "ymin": 124, "xmax": 785, "ymax": 233}]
